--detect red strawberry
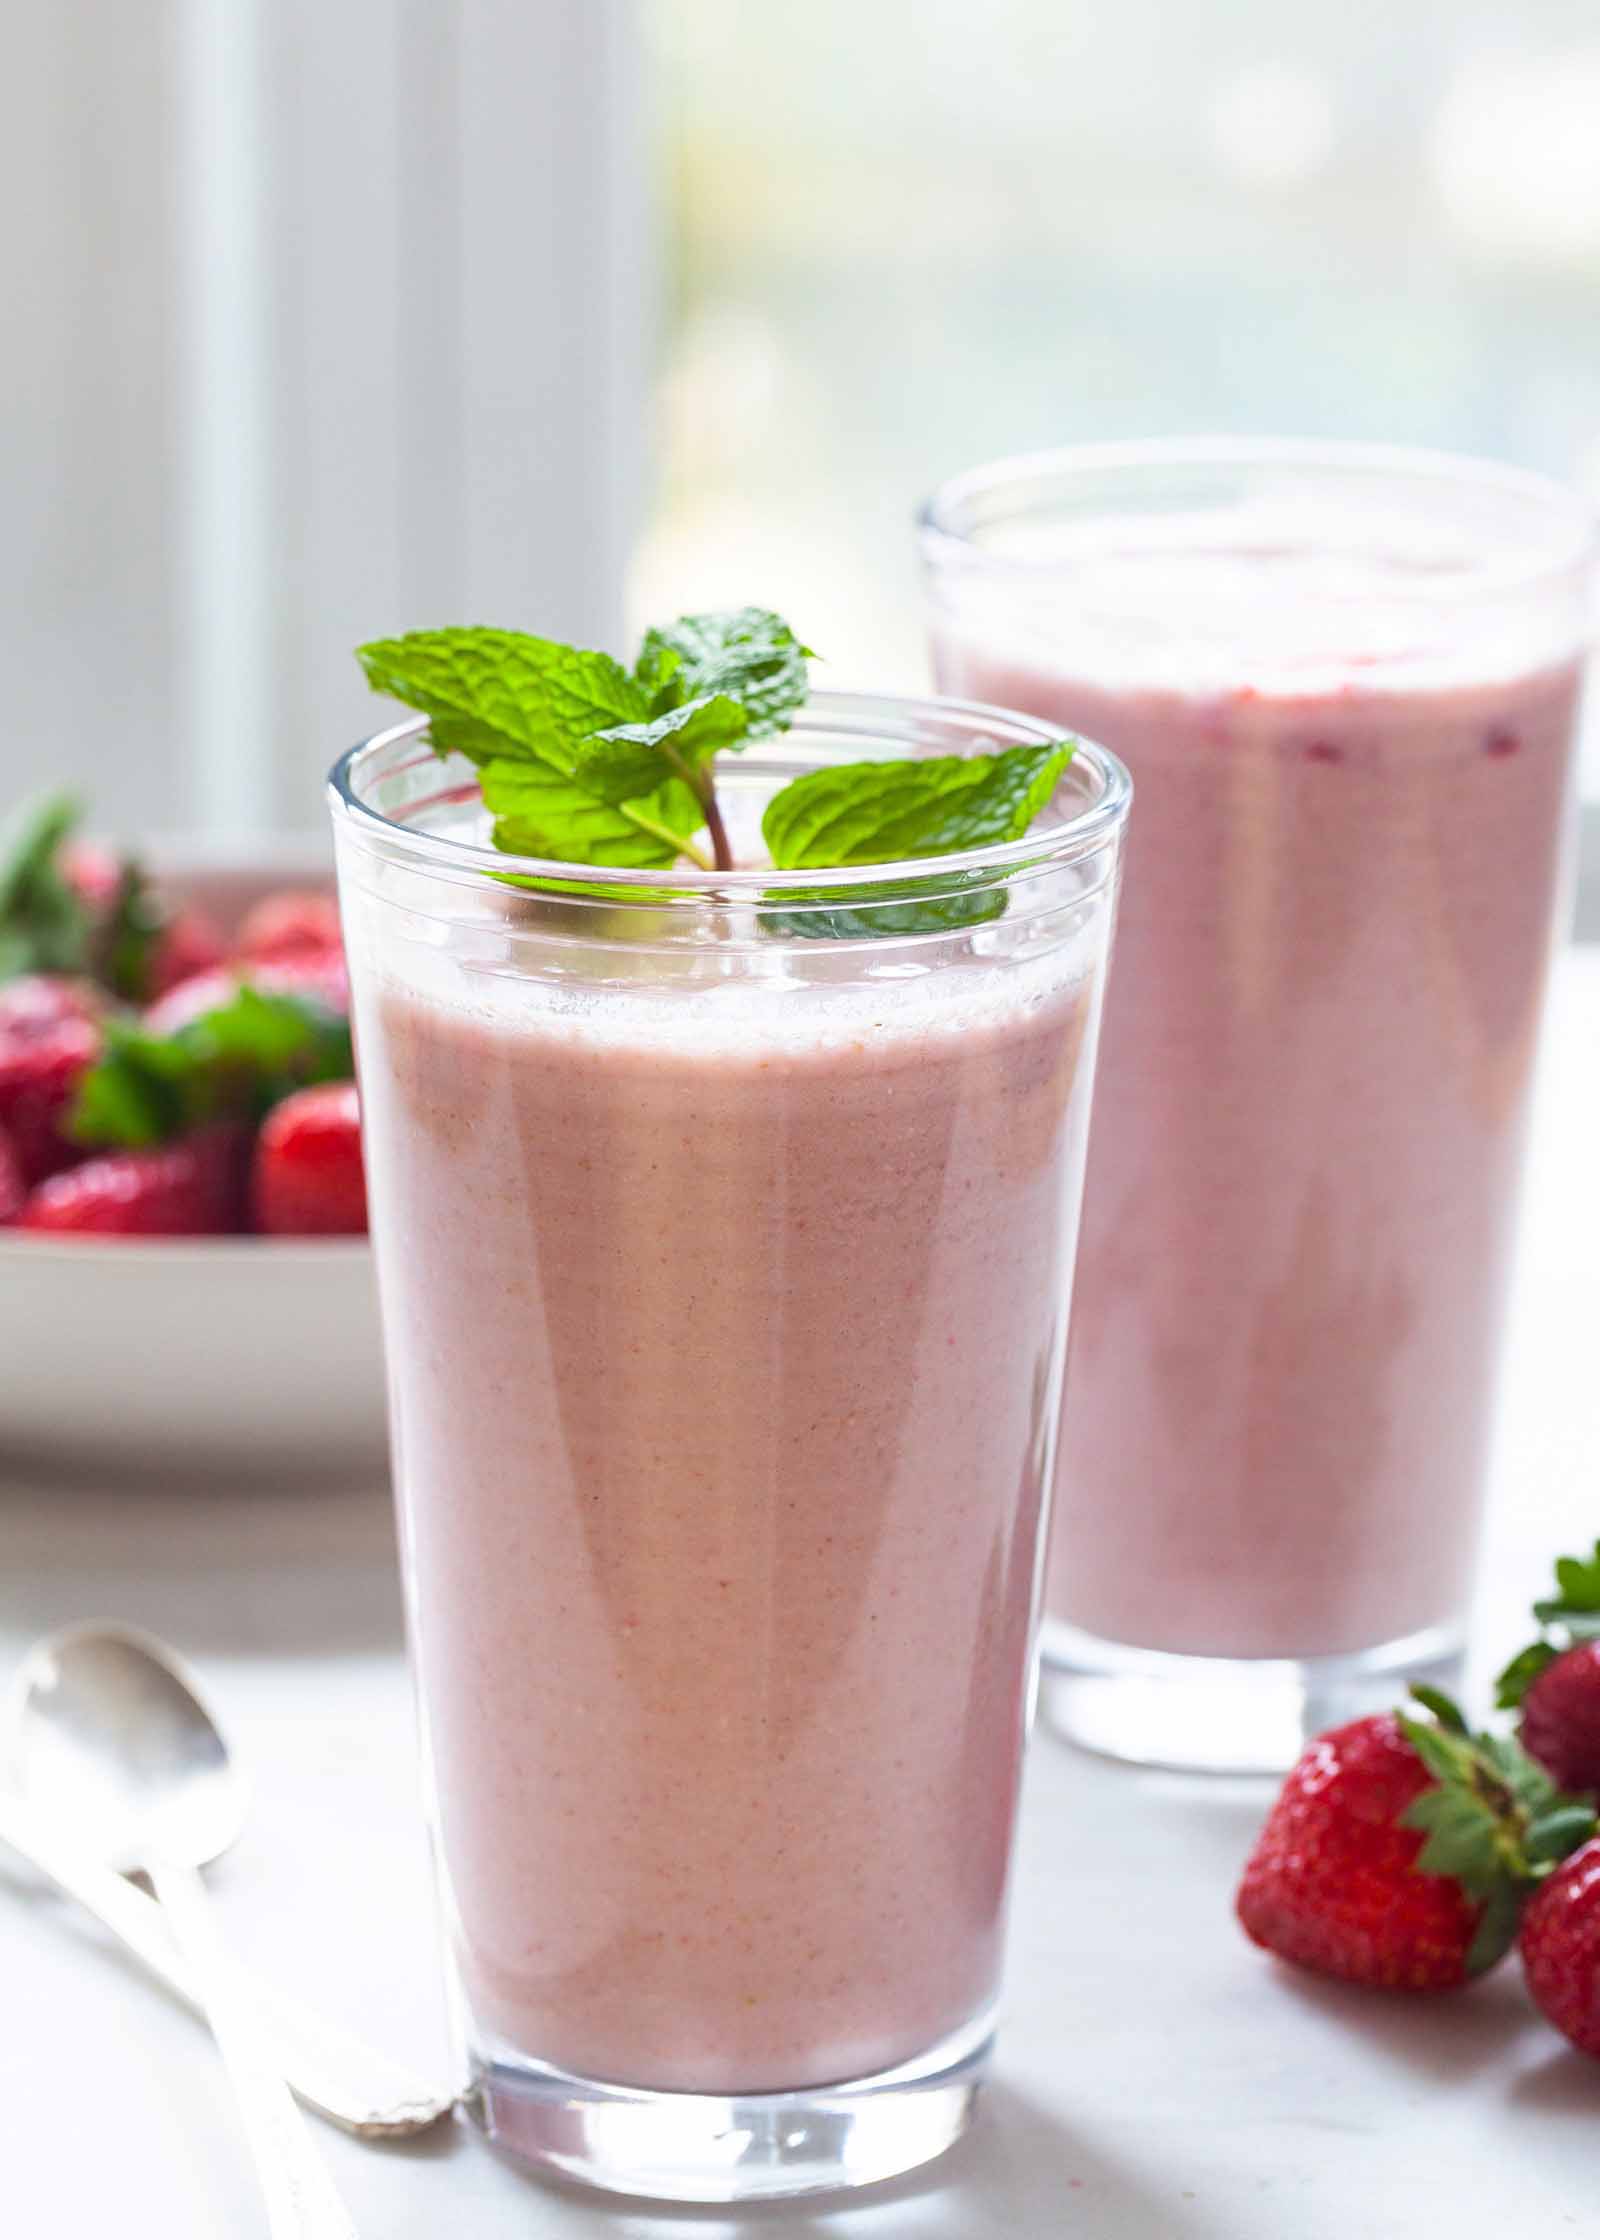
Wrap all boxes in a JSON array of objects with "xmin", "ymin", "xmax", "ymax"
[
  {"xmin": 1498, "ymin": 1543, "xmax": 1600, "ymax": 1795},
  {"xmin": 1519, "ymin": 1838, "xmax": 1600, "ymax": 2057},
  {"xmin": 147, "ymin": 907, "xmax": 226, "ymax": 998},
  {"xmin": 258, "ymin": 949, "xmax": 349, "ymax": 1015},
  {"xmin": 20, "ymin": 1126, "xmax": 247, "ymax": 1237},
  {"xmin": 1237, "ymin": 1691, "xmax": 1597, "ymax": 1994},
  {"xmin": 235, "ymin": 890, "xmax": 343, "ymax": 966},
  {"xmin": 0, "ymin": 975, "xmax": 103, "ymax": 1183},
  {"xmin": 0, "ymin": 975, "xmax": 101, "ymax": 1035},
  {"xmin": 1518, "ymin": 1645, "xmax": 1600, "ymax": 1798},
  {"xmin": 253, "ymin": 1083, "xmax": 366, "ymax": 1236},
  {"xmin": 0, "ymin": 1124, "xmax": 24, "ymax": 1222},
  {"xmin": 61, "ymin": 840, "xmax": 122, "ymax": 913},
  {"xmin": 1237, "ymin": 1714, "xmax": 1486, "ymax": 1990}
]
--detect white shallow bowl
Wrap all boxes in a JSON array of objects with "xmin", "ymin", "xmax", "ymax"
[
  {"xmin": 0, "ymin": 1232, "xmax": 387, "ymax": 1478},
  {"xmin": 0, "ymin": 840, "xmax": 389, "ymax": 1481}
]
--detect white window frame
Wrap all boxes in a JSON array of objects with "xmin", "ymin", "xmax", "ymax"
[{"xmin": 13, "ymin": 0, "xmax": 647, "ymax": 837}]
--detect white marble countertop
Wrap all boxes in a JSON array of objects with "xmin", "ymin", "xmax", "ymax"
[{"xmin": 3, "ymin": 950, "xmax": 1598, "ymax": 2240}]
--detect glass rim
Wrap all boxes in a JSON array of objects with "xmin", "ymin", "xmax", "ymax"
[
  {"xmin": 327, "ymin": 688, "xmax": 1132, "ymax": 899},
  {"xmin": 917, "ymin": 435, "xmax": 1599, "ymax": 597}
]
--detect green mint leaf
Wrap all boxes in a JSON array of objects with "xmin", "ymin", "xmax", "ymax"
[
  {"xmin": 359, "ymin": 629, "xmax": 748, "ymax": 870},
  {"xmin": 763, "ymin": 742, "xmax": 1075, "ymax": 872},
  {"xmin": 481, "ymin": 760, "xmax": 705, "ymax": 871},
  {"xmin": 1465, "ymin": 1879, "xmax": 1525, "ymax": 1975},
  {"xmin": 1496, "ymin": 1640, "xmax": 1560, "ymax": 1709},
  {"xmin": 760, "ymin": 742, "xmax": 1074, "ymax": 940},
  {"xmin": 765, "ymin": 875, "xmax": 1009, "ymax": 944},
  {"xmin": 634, "ymin": 641, "xmax": 684, "ymax": 712},
  {"xmin": 357, "ymin": 629, "xmax": 649, "ymax": 769},
  {"xmin": 591, "ymin": 692, "xmax": 751, "ymax": 781},
  {"xmin": 70, "ymin": 985, "xmax": 352, "ymax": 1149},
  {"xmin": 637, "ymin": 608, "xmax": 811, "ymax": 739},
  {"xmin": 0, "ymin": 793, "xmax": 92, "ymax": 982}
]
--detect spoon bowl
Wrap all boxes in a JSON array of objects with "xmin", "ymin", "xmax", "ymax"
[{"xmin": 9, "ymin": 1624, "xmax": 245, "ymax": 1875}]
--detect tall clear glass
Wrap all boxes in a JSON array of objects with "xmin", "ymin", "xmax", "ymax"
[
  {"xmin": 329, "ymin": 693, "xmax": 1129, "ymax": 2202},
  {"xmin": 922, "ymin": 440, "xmax": 1594, "ymax": 1772}
]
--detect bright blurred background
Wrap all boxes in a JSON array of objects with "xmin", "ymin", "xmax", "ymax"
[{"xmin": 10, "ymin": 0, "xmax": 1600, "ymax": 839}]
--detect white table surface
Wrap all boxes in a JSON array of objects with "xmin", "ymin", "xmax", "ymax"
[{"xmin": 3, "ymin": 950, "xmax": 1599, "ymax": 2240}]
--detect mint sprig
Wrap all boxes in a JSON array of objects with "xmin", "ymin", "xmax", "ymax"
[
  {"xmin": 70, "ymin": 984, "xmax": 353, "ymax": 1150},
  {"xmin": 357, "ymin": 616, "xmax": 798, "ymax": 870},
  {"xmin": 357, "ymin": 611, "xmax": 1078, "ymax": 926}
]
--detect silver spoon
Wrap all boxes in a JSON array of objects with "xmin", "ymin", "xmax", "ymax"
[
  {"xmin": 5, "ymin": 1628, "xmax": 456, "ymax": 2137},
  {"xmin": 12, "ymin": 1624, "xmax": 363, "ymax": 2239}
]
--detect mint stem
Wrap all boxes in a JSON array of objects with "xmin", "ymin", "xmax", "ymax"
[{"xmin": 699, "ymin": 777, "xmax": 733, "ymax": 872}]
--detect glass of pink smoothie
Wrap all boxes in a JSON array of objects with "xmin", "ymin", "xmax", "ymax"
[
  {"xmin": 328, "ymin": 691, "xmax": 1129, "ymax": 2201},
  {"xmin": 922, "ymin": 439, "xmax": 1594, "ymax": 1773}
]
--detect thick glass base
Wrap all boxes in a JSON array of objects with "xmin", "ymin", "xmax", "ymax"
[
  {"xmin": 1038, "ymin": 1618, "xmax": 1465, "ymax": 1773},
  {"xmin": 468, "ymin": 2010, "xmax": 994, "ymax": 2203}
]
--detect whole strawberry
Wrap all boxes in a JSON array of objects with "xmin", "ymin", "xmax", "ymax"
[
  {"xmin": 253, "ymin": 1083, "xmax": 366, "ymax": 1235},
  {"xmin": 146, "ymin": 905, "xmax": 226, "ymax": 999},
  {"xmin": 0, "ymin": 973, "xmax": 103, "ymax": 1183},
  {"xmin": 1519, "ymin": 1839, "xmax": 1600, "ymax": 2058},
  {"xmin": 1498, "ymin": 1543, "xmax": 1600, "ymax": 1796},
  {"xmin": 21, "ymin": 1125, "xmax": 248, "ymax": 1237},
  {"xmin": 1237, "ymin": 1689, "xmax": 1595, "ymax": 1992},
  {"xmin": 1238, "ymin": 1712, "xmax": 1483, "ymax": 1990},
  {"xmin": 235, "ymin": 890, "xmax": 343, "ymax": 967}
]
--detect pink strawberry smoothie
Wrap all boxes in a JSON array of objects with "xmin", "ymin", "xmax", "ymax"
[
  {"xmin": 935, "ymin": 628, "xmax": 1581, "ymax": 1661},
  {"xmin": 351, "ymin": 945, "xmax": 1099, "ymax": 2093}
]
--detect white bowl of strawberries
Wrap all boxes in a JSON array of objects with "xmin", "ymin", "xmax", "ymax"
[{"xmin": 0, "ymin": 801, "xmax": 387, "ymax": 1478}]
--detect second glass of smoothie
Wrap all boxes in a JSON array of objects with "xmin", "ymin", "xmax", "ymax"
[
  {"xmin": 922, "ymin": 439, "xmax": 1593, "ymax": 1771},
  {"xmin": 330, "ymin": 692, "xmax": 1128, "ymax": 2200}
]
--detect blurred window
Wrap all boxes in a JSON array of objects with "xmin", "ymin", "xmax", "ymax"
[{"xmin": 640, "ymin": 0, "xmax": 1600, "ymax": 819}]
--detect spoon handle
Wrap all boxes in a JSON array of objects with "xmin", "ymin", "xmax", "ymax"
[
  {"xmin": 148, "ymin": 1858, "xmax": 361, "ymax": 2240},
  {"xmin": 0, "ymin": 1793, "xmax": 456, "ymax": 2137}
]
